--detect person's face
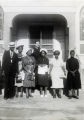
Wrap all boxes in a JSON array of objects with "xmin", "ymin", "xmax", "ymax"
[
  {"xmin": 35, "ymin": 45, "xmax": 40, "ymax": 49},
  {"xmin": 10, "ymin": 47, "xmax": 15, "ymax": 51},
  {"xmin": 41, "ymin": 51, "xmax": 46, "ymax": 56},
  {"xmin": 54, "ymin": 54, "xmax": 59, "ymax": 59},
  {"xmin": 70, "ymin": 51, "xmax": 75, "ymax": 57},
  {"xmin": 18, "ymin": 46, "xmax": 23, "ymax": 53},
  {"xmin": 27, "ymin": 49, "xmax": 32, "ymax": 56},
  {"xmin": 35, "ymin": 42, "xmax": 40, "ymax": 48}
]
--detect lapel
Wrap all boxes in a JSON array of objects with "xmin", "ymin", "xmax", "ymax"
[
  {"xmin": 8, "ymin": 50, "xmax": 11, "ymax": 59},
  {"xmin": 10, "ymin": 50, "xmax": 15, "ymax": 58},
  {"xmin": 9, "ymin": 50, "xmax": 15, "ymax": 63}
]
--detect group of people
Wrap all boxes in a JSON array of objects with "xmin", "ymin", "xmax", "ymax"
[{"xmin": 0, "ymin": 41, "xmax": 81, "ymax": 100}]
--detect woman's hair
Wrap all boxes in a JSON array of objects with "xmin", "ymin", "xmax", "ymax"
[
  {"xmin": 53, "ymin": 50, "xmax": 60, "ymax": 55},
  {"xmin": 40, "ymin": 48, "xmax": 47, "ymax": 55},
  {"xmin": 70, "ymin": 50, "xmax": 75, "ymax": 55},
  {"xmin": 41, "ymin": 50, "xmax": 47, "ymax": 55}
]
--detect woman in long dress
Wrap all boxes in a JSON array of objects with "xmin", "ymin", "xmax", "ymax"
[
  {"xmin": 66, "ymin": 50, "xmax": 81, "ymax": 99},
  {"xmin": 37, "ymin": 48, "xmax": 49, "ymax": 97},
  {"xmin": 22, "ymin": 48, "xmax": 36, "ymax": 98},
  {"xmin": 49, "ymin": 50, "xmax": 66, "ymax": 98},
  {"xmin": 15, "ymin": 44, "xmax": 24, "ymax": 97}
]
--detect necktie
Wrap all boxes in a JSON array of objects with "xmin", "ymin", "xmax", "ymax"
[{"xmin": 10, "ymin": 51, "xmax": 13, "ymax": 63}]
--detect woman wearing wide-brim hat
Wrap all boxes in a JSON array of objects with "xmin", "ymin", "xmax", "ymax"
[
  {"xmin": 37, "ymin": 48, "xmax": 49, "ymax": 97},
  {"xmin": 22, "ymin": 48, "xmax": 36, "ymax": 98},
  {"xmin": 49, "ymin": 49, "xmax": 66, "ymax": 98},
  {"xmin": 15, "ymin": 42, "xmax": 24, "ymax": 97}
]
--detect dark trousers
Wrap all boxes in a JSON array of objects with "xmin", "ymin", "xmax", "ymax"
[{"xmin": 4, "ymin": 76, "xmax": 15, "ymax": 99}]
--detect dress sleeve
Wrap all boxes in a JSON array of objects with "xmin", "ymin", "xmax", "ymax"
[
  {"xmin": 2, "ymin": 50, "xmax": 7, "ymax": 72},
  {"xmin": 66, "ymin": 59, "xmax": 70, "ymax": 71},
  {"xmin": 22, "ymin": 57, "xmax": 26, "ymax": 71},
  {"xmin": 61, "ymin": 59, "xmax": 65, "ymax": 67},
  {"xmin": 76, "ymin": 59, "xmax": 79, "ymax": 70},
  {"xmin": 47, "ymin": 58, "xmax": 49, "ymax": 67},
  {"xmin": 49, "ymin": 58, "xmax": 54, "ymax": 65}
]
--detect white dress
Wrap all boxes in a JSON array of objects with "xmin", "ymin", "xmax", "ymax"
[{"xmin": 50, "ymin": 57, "xmax": 65, "ymax": 88}]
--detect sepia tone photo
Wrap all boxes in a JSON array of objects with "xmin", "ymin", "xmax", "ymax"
[{"xmin": 0, "ymin": 0, "xmax": 84, "ymax": 120}]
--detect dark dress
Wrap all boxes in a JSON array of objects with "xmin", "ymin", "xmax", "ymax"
[
  {"xmin": 37, "ymin": 56, "xmax": 49, "ymax": 87},
  {"xmin": 2, "ymin": 50, "xmax": 18, "ymax": 99},
  {"xmin": 66, "ymin": 57, "xmax": 81, "ymax": 90}
]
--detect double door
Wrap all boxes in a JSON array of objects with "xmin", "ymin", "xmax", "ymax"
[
  {"xmin": 12, "ymin": 25, "xmax": 69, "ymax": 60},
  {"xmin": 29, "ymin": 25, "xmax": 53, "ymax": 58}
]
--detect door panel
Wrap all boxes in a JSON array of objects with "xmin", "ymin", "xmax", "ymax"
[
  {"xmin": 29, "ymin": 25, "xmax": 53, "ymax": 58},
  {"xmin": 16, "ymin": 25, "xmax": 69, "ymax": 60},
  {"xmin": 55, "ymin": 28, "xmax": 66, "ymax": 60}
]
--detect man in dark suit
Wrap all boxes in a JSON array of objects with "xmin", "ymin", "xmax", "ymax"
[{"xmin": 2, "ymin": 42, "xmax": 18, "ymax": 99}]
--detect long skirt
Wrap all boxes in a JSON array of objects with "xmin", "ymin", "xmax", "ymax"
[
  {"xmin": 67, "ymin": 71, "xmax": 81, "ymax": 90},
  {"xmin": 23, "ymin": 73, "xmax": 35, "ymax": 88}
]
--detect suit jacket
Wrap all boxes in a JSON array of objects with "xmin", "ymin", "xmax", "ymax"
[{"xmin": 2, "ymin": 50, "xmax": 18, "ymax": 77}]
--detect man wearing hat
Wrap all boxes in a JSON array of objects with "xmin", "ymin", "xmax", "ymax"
[{"xmin": 2, "ymin": 42, "xmax": 18, "ymax": 99}]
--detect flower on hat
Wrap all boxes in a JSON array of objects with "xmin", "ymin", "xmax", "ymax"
[{"xmin": 16, "ymin": 40, "xmax": 24, "ymax": 49}]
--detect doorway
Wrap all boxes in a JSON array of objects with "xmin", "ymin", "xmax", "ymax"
[{"xmin": 12, "ymin": 14, "xmax": 69, "ymax": 60}]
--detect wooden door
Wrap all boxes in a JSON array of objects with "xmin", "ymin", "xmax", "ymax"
[{"xmin": 54, "ymin": 27, "xmax": 69, "ymax": 61}]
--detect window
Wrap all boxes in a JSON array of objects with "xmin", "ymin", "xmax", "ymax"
[
  {"xmin": 29, "ymin": 25, "xmax": 53, "ymax": 58},
  {"xmin": 80, "ymin": 7, "xmax": 84, "ymax": 54},
  {"xmin": 0, "ymin": 7, "xmax": 3, "ymax": 40},
  {"xmin": 0, "ymin": 7, "xmax": 4, "ymax": 58}
]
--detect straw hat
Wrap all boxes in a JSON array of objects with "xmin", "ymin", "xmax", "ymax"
[{"xmin": 8, "ymin": 42, "xmax": 15, "ymax": 48}]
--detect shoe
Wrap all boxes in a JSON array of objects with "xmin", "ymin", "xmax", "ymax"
[
  {"xmin": 20, "ymin": 94, "xmax": 23, "ymax": 97},
  {"xmin": 26, "ymin": 95, "xmax": 29, "ymax": 98},
  {"xmin": 10, "ymin": 97, "xmax": 14, "ymax": 100},
  {"xmin": 4, "ymin": 98, "xmax": 8, "ymax": 100},
  {"xmin": 29, "ymin": 94, "xmax": 33, "ymax": 97},
  {"xmin": 73, "ymin": 96, "xmax": 79, "ymax": 99},
  {"xmin": 53, "ymin": 95, "xmax": 56, "ymax": 98},
  {"xmin": 41, "ymin": 95, "xmax": 43, "ymax": 97},
  {"xmin": 15, "ymin": 94, "xmax": 18, "ymax": 98},
  {"xmin": 68, "ymin": 96, "xmax": 72, "ymax": 99},
  {"xmin": 45, "ymin": 94, "xmax": 47, "ymax": 97},
  {"xmin": 58, "ymin": 94, "xmax": 61, "ymax": 98}
]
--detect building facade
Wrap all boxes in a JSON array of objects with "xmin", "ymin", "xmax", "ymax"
[{"xmin": 0, "ymin": 0, "xmax": 84, "ymax": 88}]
